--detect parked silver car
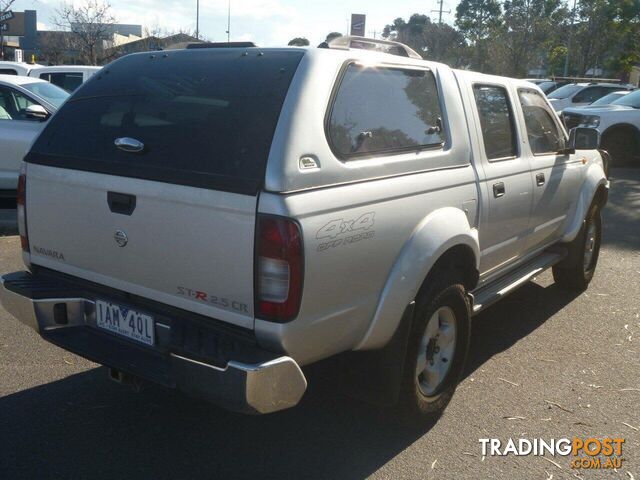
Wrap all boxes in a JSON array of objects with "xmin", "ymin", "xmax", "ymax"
[
  {"xmin": 0, "ymin": 75, "xmax": 69, "ymax": 195},
  {"xmin": 0, "ymin": 38, "xmax": 608, "ymax": 420}
]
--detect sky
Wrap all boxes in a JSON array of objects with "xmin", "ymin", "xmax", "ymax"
[{"xmin": 10, "ymin": 0, "xmax": 455, "ymax": 47}]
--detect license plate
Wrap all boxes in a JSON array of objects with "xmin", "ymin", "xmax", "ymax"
[{"xmin": 96, "ymin": 300, "xmax": 155, "ymax": 346}]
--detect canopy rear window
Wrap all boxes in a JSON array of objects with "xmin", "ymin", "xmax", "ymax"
[{"xmin": 27, "ymin": 49, "xmax": 304, "ymax": 195}]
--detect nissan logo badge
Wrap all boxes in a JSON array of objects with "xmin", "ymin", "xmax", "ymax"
[{"xmin": 114, "ymin": 230, "xmax": 128, "ymax": 247}]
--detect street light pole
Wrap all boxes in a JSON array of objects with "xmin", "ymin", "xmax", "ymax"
[
  {"xmin": 195, "ymin": 0, "xmax": 199, "ymax": 39},
  {"xmin": 226, "ymin": 0, "xmax": 230, "ymax": 42},
  {"xmin": 563, "ymin": 0, "xmax": 577, "ymax": 77}
]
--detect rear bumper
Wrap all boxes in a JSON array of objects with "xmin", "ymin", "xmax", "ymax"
[
  {"xmin": 0, "ymin": 170, "xmax": 18, "ymax": 192},
  {"xmin": 0, "ymin": 270, "xmax": 307, "ymax": 414}
]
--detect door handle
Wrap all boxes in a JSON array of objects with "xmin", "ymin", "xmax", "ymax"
[
  {"xmin": 493, "ymin": 182, "xmax": 505, "ymax": 198},
  {"xmin": 536, "ymin": 173, "xmax": 546, "ymax": 186},
  {"xmin": 107, "ymin": 191, "xmax": 137, "ymax": 216}
]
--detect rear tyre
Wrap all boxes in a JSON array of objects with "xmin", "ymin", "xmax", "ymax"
[
  {"xmin": 400, "ymin": 273, "xmax": 471, "ymax": 421},
  {"xmin": 552, "ymin": 203, "xmax": 602, "ymax": 291},
  {"xmin": 601, "ymin": 128, "xmax": 639, "ymax": 167}
]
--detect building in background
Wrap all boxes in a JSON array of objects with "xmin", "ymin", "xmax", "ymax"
[
  {"xmin": 0, "ymin": 10, "xmax": 145, "ymax": 64},
  {"xmin": 1, "ymin": 10, "xmax": 38, "ymax": 61}
]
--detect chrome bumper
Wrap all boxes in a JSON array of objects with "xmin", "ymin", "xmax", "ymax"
[{"xmin": 0, "ymin": 272, "xmax": 307, "ymax": 414}]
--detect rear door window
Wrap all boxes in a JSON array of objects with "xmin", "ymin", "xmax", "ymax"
[
  {"xmin": 0, "ymin": 69, "xmax": 17, "ymax": 75},
  {"xmin": 327, "ymin": 64, "xmax": 445, "ymax": 158},
  {"xmin": 473, "ymin": 85, "xmax": 518, "ymax": 160},
  {"xmin": 40, "ymin": 72, "xmax": 84, "ymax": 92},
  {"xmin": 28, "ymin": 50, "xmax": 304, "ymax": 195},
  {"xmin": 573, "ymin": 86, "xmax": 608, "ymax": 104}
]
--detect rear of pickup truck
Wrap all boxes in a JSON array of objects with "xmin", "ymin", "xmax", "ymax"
[{"xmin": 1, "ymin": 48, "xmax": 307, "ymax": 413}]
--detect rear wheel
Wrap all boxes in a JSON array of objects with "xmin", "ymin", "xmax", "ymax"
[
  {"xmin": 400, "ymin": 274, "xmax": 471, "ymax": 420},
  {"xmin": 601, "ymin": 128, "xmax": 639, "ymax": 167},
  {"xmin": 552, "ymin": 203, "xmax": 602, "ymax": 291}
]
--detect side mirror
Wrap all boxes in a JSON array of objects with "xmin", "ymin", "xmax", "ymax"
[
  {"xmin": 568, "ymin": 127, "xmax": 600, "ymax": 151},
  {"xmin": 25, "ymin": 104, "xmax": 50, "ymax": 121}
]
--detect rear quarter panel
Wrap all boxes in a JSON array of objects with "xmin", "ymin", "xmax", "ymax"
[{"xmin": 256, "ymin": 166, "xmax": 479, "ymax": 365}]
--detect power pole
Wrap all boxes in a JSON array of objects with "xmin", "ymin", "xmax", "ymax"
[
  {"xmin": 431, "ymin": 0, "xmax": 451, "ymax": 24},
  {"xmin": 563, "ymin": 0, "xmax": 577, "ymax": 77}
]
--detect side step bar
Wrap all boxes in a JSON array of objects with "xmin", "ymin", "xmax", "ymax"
[{"xmin": 471, "ymin": 249, "xmax": 567, "ymax": 314}]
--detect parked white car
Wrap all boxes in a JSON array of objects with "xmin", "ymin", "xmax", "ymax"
[
  {"xmin": 0, "ymin": 61, "xmax": 41, "ymax": 76},
  {"xmin": 28, "ymin": 66, "xmax": 102, "ymax": 92},
  {"xmin": 0, "ymin": 75, "xmax": 69, "ymax": 195},
  {"xmin": 547, "ymin": 83, "xmax": 634, "ymax": 112},
  {"xmin": 562, "ymin": 88, "xmax": 640, "ymax": 166}
]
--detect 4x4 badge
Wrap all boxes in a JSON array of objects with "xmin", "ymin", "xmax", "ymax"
[{"xmin": 114, "ymin": 230, "xmax": 128, "ymax": 247}]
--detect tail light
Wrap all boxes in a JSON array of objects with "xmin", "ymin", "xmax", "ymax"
[
  {"xmin": 17, "ymin": 165, "xmax": 29, "ymax": 253},
  {"xmin": 255, "ymin": 215, "xmax": 303, "ymax": 322}
]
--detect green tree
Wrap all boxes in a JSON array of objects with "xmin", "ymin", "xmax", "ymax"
[
  {"xmin": 288, "ymin": 37, "xmax": 309, "ymax": 46},
  {"xmin": 318, "ymin": 32, "xmax": 343, "ymax": 48},
  {"xmin": 548, "ymin": 45, "xmax": 568, "ymax": 76},
  {"xmin": 383, "ymin": 14, "xmax": 468, "ymax": 66},
  {"xmin": 571, "ymin": 0, "xmax": 619, "ymax": 75},
  {"xmin": 455, "ymin": 0, "xmax": 502, "ymax": 71},
  {"xmin": 601, "ymin": 0, "xmax": 640, "ymax": 78},
  {"xmin": 495, "ymin": 0, "xmax": 568, "ymax": 77}
]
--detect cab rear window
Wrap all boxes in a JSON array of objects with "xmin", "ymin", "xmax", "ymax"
[
  {"xmin": 327, "ymin": 64, "xmax": 445, "ymax": 158},
  {"xmin": 27, "ymin": 49, "xmax": 304, "ymax": 195}
]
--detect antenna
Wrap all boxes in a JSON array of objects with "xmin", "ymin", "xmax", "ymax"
[{"xmin": 431, "ymin": 0, "xmax": 451, "ymax": 24}]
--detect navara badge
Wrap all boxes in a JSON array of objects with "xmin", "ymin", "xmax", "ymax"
[{"xmin": 114, "ymin": 230, "xmax": 128, "ymax": 247}]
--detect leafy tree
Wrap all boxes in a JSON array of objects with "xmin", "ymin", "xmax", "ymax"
[
  {"xmin": 597, "ymin": 0, "xmax": 640, "ymax": 78},
  {"xmin": 571, "ymin": 0, "xmax": 618, "ymax": 75},
  {"xmin": 455, "ymin": 0, "xmax": 502, "ymax": 71},
  {"xmin": 495, "ymin": 0, "xmax": 568, "ymax": 77},
  {"xmin": 288, "ymin": 37, "xmax": 309, "ymax": 46},
  {"xmin": 383, "ymin": 14, "xmax": 468, "ymax": 66},
  {"xmin": 318, "ymin": 32, "xmax": 343, "ymax": 48},
  {"xmin": 548, "ymin": 45, "xmax": 568, "ymax": 76},
  {"xmin": 376, "ymin": 0, "xmax": 639, "ymax": 79}
]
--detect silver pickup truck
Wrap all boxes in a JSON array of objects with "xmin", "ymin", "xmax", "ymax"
[{"xmin": 0, "ymin": 38, "xmax": 609, "ymax": 420}]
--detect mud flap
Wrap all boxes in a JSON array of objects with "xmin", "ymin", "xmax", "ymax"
[{"xmin": 339, "ymin": 302, "xmax": 415, "ymax": 407}]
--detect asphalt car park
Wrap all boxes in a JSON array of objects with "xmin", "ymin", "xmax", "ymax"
[{"xmin": 0, "ymin": 169, "xmax": 638, "ymax": 480}]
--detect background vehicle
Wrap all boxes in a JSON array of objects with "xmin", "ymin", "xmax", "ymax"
[
  {"xmin": 534, "ymin": 80, "xmax": 571, "ymax": 94},
  {"xmin": 563, "ymin": 89, "xmax": 640, "ymax": 166},
  {"xmin": 0, "ymin": 39, "xmax": 608, "ymax": 420},
  {"xmin": 0, "ymin": 61, "xmax": 41, "ymax": 76},
  {"xmin": 28, "ymin": 66, "xmax": 102, "ymax": 93},
  {"xmin": 588, "ymin": 90, "xmax": 632, "ymax": 106},
  {"xmin": 0, "ymin": 75, "xmax": 69, "ymax": 195},
  {"xmin": 547, "ymin": 82, "xmax": 634, "ymax": 112}
]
